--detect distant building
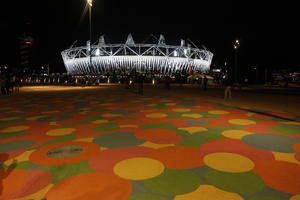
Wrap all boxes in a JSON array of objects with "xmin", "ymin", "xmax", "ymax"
[{"xmin": 19, "ymin": 33, "xmax": 35, "ymax": 74}]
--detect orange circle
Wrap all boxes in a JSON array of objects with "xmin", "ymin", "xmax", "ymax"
[
  {"xmin": 149, "ymin": 146, "xmax": 204, "ymax": 169},
  {"xmin": 30, "ymin": 141, "xmax": 100, "ymax": 165},
  {"xmin": 254, "ymin": 160, "xmax": 300, "ymax": 194},
  {"xmin": 45, "ymin": 172, "xmax": 132, "ymax": 200}
]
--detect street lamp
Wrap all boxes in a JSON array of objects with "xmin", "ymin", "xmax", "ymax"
[
  {"xmin": 87, "ymin": 0, "xmax": 93, "ymax": 74},
  {"xmin": 234, "ymin": 39, "xmax": 240, "ymax": 84}
]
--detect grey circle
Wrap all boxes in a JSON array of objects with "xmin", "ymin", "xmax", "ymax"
[
  {"xmin": 243, "ymin": 133, "xmax": 300, "ymax": 153},
  {"xmin": 47, "ymin": 145, "xmax": 84, "ymax": 158}
]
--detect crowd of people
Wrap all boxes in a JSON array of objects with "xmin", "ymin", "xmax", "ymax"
[
  {"xmin": 0, "ymin": 75, "xmax": 20, "ymax": 95},
  {"xmin": 1, "ymin": 72, "xmax": 236, "ymax": 99}
]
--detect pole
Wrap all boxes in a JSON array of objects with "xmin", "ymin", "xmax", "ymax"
[
  {"xmin": 234, "ymin": 48, "xmax": 238, "ymax": 84},
  {"xmin": 89, "ymin": 5, "xmax": 92, "ymax": 74}
]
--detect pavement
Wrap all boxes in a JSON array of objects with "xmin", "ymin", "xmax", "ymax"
[{"xmin": 0, "ymin": 85, "xmax": 300, "ymax": 200}]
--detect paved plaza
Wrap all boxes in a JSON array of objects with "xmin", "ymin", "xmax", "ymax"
[{"xmin": 1, "ymin": 85, "xmax": 300, "ymax": 200}]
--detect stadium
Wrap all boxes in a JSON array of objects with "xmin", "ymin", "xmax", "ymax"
[{"xmin": 61, "ymin": 34, "xmax": 213, "ymax": 75}]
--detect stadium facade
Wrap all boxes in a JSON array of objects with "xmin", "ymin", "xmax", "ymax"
[{"xmin": 61, "ymin": 34, "xmax": 213, "ymax": 75}]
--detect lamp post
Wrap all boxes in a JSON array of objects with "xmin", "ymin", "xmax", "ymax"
[
  {"xmin": 87, "ymin": 0, "xmax": 93, "ymax": 74},
  {"xmin": 234, "ymin": 39, "xmax": 240, "ymax": 84}
]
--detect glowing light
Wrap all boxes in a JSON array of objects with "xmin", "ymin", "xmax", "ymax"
[
  {"xmin": 152, "ymin": 79, "xmax": 155, "ymax": 85},
  {"xmin": 174, "ymin": 51, "xmax": 178, "ymax": 57},
  {"xmin": 184, "ymin": 49, "xmax": 187, "ymax": 55},
  {"xmin": 107, "ymin": 78, "xmax": 110, "ymax": 83},
  {"xmin": 23, "ymin": 41, "xmax": 33, "ymax": 45},
  {"xmin": 95, "ymin": 49, "xmax": 100, "ymax": 56},
  {"xmin": 87, "ymin": 0, "xmax": 93, "ymax": 6}
]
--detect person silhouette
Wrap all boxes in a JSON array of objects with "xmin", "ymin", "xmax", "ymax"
[
  {"xmin": 203, "ymin": 75, "xmax": 208, "ymax": 90},
  {"xmin": 224, "ymin": 77, "xmax": 233, "ymax": 99}
]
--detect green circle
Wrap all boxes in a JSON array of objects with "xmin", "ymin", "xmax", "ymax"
[
  {"xmin": 186, "ymin": 120, "xmax": 211, "ymax": 126},
  {"xmin": 243, "ymin": 133, "xmax": 300, "ymax": 153},
  {"xmin": 93, "ymin": 132, "xmax": 146, "ymax": 148},
  {"xmin": 0, "ymin": 140, "xmax": 35, "ymax": 152},
  {"xmin": 270, "ymin": 124, "xmax": 300, "ymax": 135},
  {"xmin": 143, "ymin": 169, "xmax": 201, "ymax": 196},
  {"xmin": 37, "ymin": 115, "xmax": 71, "ymax": 122},
  {"xmin": 248, "ymin": 197, "xmax": 283, "ymax": 200},
  {"xmin": 128, "ymin": 194, "xmax": 168, "ymax": 200},
  {"xmin": 204, "ymin": 168, "xmax": 265, "ymax": 195}
]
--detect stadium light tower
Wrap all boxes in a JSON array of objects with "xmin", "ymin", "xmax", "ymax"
[
  {"xmin": 234, "ymin": 39, "xmax": 240, "ymax": 84},
  {"xmin": 87, "ymin": 0, "xmax": 93, "ymax": 73}
]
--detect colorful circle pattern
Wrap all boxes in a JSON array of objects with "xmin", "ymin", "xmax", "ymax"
[{"xmin": 0, "ymin": 87, "xmax": 299, "ymax": 199}]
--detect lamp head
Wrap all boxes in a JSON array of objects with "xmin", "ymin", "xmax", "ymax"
[{"xmin": 87, "ymin": 0, "xmax": 93, "ymax": 7}]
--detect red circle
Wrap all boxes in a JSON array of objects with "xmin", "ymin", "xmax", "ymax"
[
  {"xmin": 89, "ymin": 146, "xmax": 153, "ymax": 174},
  {"xmin": 45, "ymin": 172, "xmax": 132, "ymax": 200},
  {"xmin": 0, "ymin": 169, "xmax": 52, "ymax": 199},
  {"xmin": 293, "ymin": 143, "xmax": 300, "ymax": 152},
  {"xmin": 295, "ymin": 153, "xmax": 300, "ymax": 162},
  {"xmin": 149, "ymin": 146, "xmax": 204, "ymax": 169},
  {"xmin": 135, "ymin": 129, "xmax": 182, "ymax": 144},
  {"xmin": 254, "ymin": 160, "xmax": 300, "ymax": 194}
]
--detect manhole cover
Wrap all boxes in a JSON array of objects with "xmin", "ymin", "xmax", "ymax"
[{"xmin": 47, "ymin": 145, "xmax": 84, "ymax": 158}]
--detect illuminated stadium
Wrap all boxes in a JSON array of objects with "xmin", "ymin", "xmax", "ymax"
[{"xmin": 61, "ymin": 34, "xmax": 213, "ymax": 75}]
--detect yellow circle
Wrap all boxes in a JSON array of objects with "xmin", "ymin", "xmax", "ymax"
[
  {"xmin": 175, "ymin": 185, "xmax": 244, "ymax": 200},
  {"xmin": 203, "ymin": 152, "xmax": 254, "ymax": 173},
  {"xmin": 146, "ymin": 104, "xmax": 157, "ymax": 107},
  {"xmin": 290, "ymin": 195, "xmax": 300, "ymax": 200},
  {"xmin": 46, "ymin": 128, "xmax": 76, "ymax": 136},
  {"xmin": 165, "ymin": 103, "xmax": 176, "ymax": 106},
  {"xmin": 229, "ymin": 119, "xmax": 256, "ymax": 125},
  {"xmin": 113, "ymin": 157, "xmax": 165, "ymax": 180},
  {"xmin": 92, "ymin": 119, "xmax": 109, "ymax": 124},
  {"xmin": 182, "ymin": 113, "xmax": 202, "ymax": 119},
  {"xmin": 146, "ymin": 113, "xmax": 167, "ymax": 118},
  {"xmin": 0, "ymin": 117, "xmax": 20, "ymax": 121},
  {"xmin": 173, "ymin": 108, "xmax": 191, "ymax": 112},
  {"xmin": 208, "ymin": 110, "xmax": 229, "ymax": 115},
  {"xmin": 0, "ymin": 126, "xmax": 29, "ymax": 133},
  {"xmin": 179, "ymin": 127, "xmax": 207, "ymax": 134},
  {"xmin": 222, "ymin": 130, "xmax": 253, "ymax": 139}
]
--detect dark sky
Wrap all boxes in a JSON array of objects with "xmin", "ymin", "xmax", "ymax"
[{"xmin": 1, "ymin": 0, "xmax": 299, "ymax": 72}]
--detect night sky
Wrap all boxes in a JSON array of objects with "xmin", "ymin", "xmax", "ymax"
[{"xmin": 1, "ymin": 0, "xmax": 299, "ymax": 73}]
